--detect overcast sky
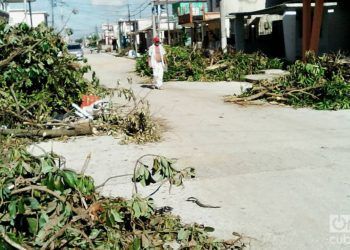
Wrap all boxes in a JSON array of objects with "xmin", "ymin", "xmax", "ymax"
[{"xmin": 9, "ymin": 0, "xmax": 151, "ymax": 37}]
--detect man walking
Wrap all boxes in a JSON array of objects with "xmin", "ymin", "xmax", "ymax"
[{"xmin": 148, "ymin": 37, "xmax": 167, "ymax": 89}]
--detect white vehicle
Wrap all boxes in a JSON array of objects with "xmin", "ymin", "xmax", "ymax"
[{"xmin": 67, "ymin": 44, "xmax": 84, "ymax": 60}]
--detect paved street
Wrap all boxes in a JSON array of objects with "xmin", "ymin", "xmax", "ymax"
[{"xmin": 35, "ymin": 52, "xmax": 350, "ymax": 249}]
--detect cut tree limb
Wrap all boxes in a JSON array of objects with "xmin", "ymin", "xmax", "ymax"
[
  {"xmin": 0, "ymin": 120, "xmax": 92, "ymax": 138},
  {"xmin": 225, "ymin": 90, "xmax": 268, "ymax": 103},
  {"xmin": 0, "ymin": 48, "xmax": 25, "ymax": 68},
  {"xmin": 205, "ymin": 63, "xmax": 228, "ymax": 71},
  {"xmin": 0, "ymin": 40, "xmax": 42, "ymax": 68}
]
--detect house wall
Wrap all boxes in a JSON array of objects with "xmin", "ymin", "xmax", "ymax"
[
  {"xmin": 209, "ymin": 0, "xmax": 266, "ymax": 14},
  {"xmin": 9, "ymin": 11, "xmax": 48, "ymax": 27},
  {"xmin": 230, "ymin": 1, "xmax": 350, "ymax": 61},
  {"xmin": 137, "ymin": 19, "xmax": 152, "ymax": 31}
]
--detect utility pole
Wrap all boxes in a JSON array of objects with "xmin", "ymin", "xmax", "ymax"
[
  {"xmin": 127, "ymin": 2, "xmax": 132, "ymax": 47},
  {"xmin": 220, "ymin": 0, "xmax": 227, "ymax": 53},
  {"xmin": 166, "ymin": 0, "xmax": 171, "ymax": 45},
  {"xmin": 127, "ymin": 3, "xmax": 131, "ymax": 22},
  {"xmin": 152, "ymin": 1, "xmax": 156, "ymax": 38},
  {"xmin": 51, "ymin": 0, "xmax": 55, "ymax": 27},
  {"xmin": 157, "ymin": 4, "xmax": 160, "ymax": 37},
  {"xmin": 60, "ymin": 1, "xmax": 64, "ymax": 31},
  {"xmin": 28, "ymin": 0, "xmax": 33, "ymax": 27}
]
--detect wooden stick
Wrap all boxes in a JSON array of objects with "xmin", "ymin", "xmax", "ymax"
[
  {"xmin": 80, "ymin": 153, "xmax": 92, "ymax": 175},
  {"xmin": 40, "ymin": 223, "xmax": 71, "ymax": 250},
  {"xmin": 10, "ymin": 85, "xmax": 20, "ymax": 115}
]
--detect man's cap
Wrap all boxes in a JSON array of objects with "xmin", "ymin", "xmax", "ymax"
[{"xmin": 153, "ymin": 37, "xmax": 160, "ymax": 43}]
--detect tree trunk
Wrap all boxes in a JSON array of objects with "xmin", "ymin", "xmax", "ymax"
[{"xmin": 0, "ymin": 121, "xmax": 92, "ymax": 138}]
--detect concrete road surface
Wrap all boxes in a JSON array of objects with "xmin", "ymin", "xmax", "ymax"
[{"xmin": 34, "ymin": 53, "xmax": 350, "ymax": 249}]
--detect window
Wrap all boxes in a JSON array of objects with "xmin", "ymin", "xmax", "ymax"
[
  {"xmin": 216, "ymin": 0, "xmax": 220, "ymax": 8},
  {"xmin": 68, "ymin": 44, "xmax": 82, "ymax": 50}
]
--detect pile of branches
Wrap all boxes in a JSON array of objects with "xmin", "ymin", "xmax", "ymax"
[
  {"xmin": 0, "ymin": 21, "xmax": 99, "ymax": 128},
  {"xmin": 225, "ymin": 52, "xmax": 350, "ymax": 110},
  {"xmin": 0, "ymin": 21, "xmax": 159, "ymax": 143},
  {"xmin": 93, "ymin": 86, "xmax": 161, "ymax": 144},
  {"xmin": 136, "ymin": 46, "xmax": 283, "ymax": 82},
  {"xmin": 0, "ymin": 139, "xmax": 244, "ymax": 249}
]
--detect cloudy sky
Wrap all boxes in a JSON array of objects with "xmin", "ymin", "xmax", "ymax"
[{"xmin": 9, "ymin": 0, "xmax": 151, "ymax": 37}]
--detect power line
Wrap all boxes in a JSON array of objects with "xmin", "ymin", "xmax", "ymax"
[{"xmin": 128, "ymin": 2, "xmax": 151, "ymax": 18}]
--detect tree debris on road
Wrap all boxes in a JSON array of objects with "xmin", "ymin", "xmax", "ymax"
[
  {"xmin": 136, "ymin": 46, "xmax": 283, "ymax": 82},
  {"xmin": 225, "ymin": 52, "xmax": 350, "ymax": 110},
  {"xmin": 0, "ymin": 139, "xmax": 245, "ymax": 249},
  {"xmin": 0, "ymin": 21, "xmax": 160, "ymax": 143}
]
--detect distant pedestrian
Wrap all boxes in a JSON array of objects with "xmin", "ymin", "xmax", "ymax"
[{"xmin": 148, "ymin": 37, "xmax": 167, "ymax": 89}]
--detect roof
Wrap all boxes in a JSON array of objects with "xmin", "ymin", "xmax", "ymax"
[
  {"xmin": 228, "ymin": 1, "xmax": 338, "ymax": 16},
  {"xmin": 4, "ymin": 0, "xmax": 36, "ymax": 3},
  {"xmin": 9, "ymin": 9, "xmax": 48, "ymax": 15}
]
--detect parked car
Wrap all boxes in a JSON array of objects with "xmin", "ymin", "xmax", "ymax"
[{"xmin": 67, "ymin": 43, "xmax": 84, "ymax": 60}]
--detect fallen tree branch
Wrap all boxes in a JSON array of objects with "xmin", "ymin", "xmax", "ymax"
[
  {"xmin": 10, "ymin": 85, "xmax": 20, "ymax": 115},
  {"xmin": 0, "ymin": 121, "xmax": 92, "ymax": 138},
  {"xmin": 11, "ymin": 185, "xmax": 67, "ymax": 203},
  {"xmin": 95, "ymin": 174, "xmax": 133, "ymax": 189},
  {"xmin": 0, "ymin": 48, "xmax": 25, "ymax": 68},
  {"xmin": 0, "ymin": 40, "xmax": 42, "ymax": 68},
  {"xmin": 67, "ymin": 227, "xmax": 95, "ymax": 249},
  {"xmin": 0, "ymin": 232, "xmax": 27, "ymax": 250},
  {"xmin": 40, "ymin": 222, "xmax": 72, "ymax": 250},
  {"xmin": 225, "ymin": 90, "xmax": 268, "ymax": 103},
  {"xmin": 11, "ymin": 185, "xmax": 83, "ymax": 216}
]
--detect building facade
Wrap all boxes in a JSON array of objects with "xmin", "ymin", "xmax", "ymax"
[
  {"xmin": 228, "ymin": 0, "xmax": 350, "ymax": 61},
  {"xmin": 9, "ymin": 9, "xmax": 48, "ymax": 27}
]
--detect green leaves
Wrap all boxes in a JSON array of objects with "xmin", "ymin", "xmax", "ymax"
[
  {"xmin": 0, "ymin": 20, "xmax": 99, "ymax": 128},
  {"xmin": 130, "ymin": 196, "xmax": 155, "ymax": 219},
  {"xmin": 229, "ymin": 51, "xmax": 350, "ymax": 110},
  {"xmin": 0, "ymin": 142, "xmax": 243, "ymax": 250},
  {"xmin": 110, "ymin": 209, "xmax": 124, "ymax": 223},
  {"xmin": 61, "ymin": 170, "xmax": 77, "ymax": 188},
  {"xmin": 133, "ymin": 155, "xmax": 195, "ymax": 192},
  {"xmin": 136, "ymin": 46, "xmax": 283, "ymax": 82},
  {"xmin": 133, "ymin": 163, "xmax": 155, "ymax": 187},
  {"xmin": 27, "ymin": 197, "xmax": 41, "ymax": 210},
  {"xmin": 27, "ymin": 217, "xmax": 39, "ymax": 234},
  {"xmin": 8, "ymin": 200, "xmax": 17, "ymax": 222},
  {"xmin": 130, "ymin": 237, "xmax": 141, "ymax": 250}
]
